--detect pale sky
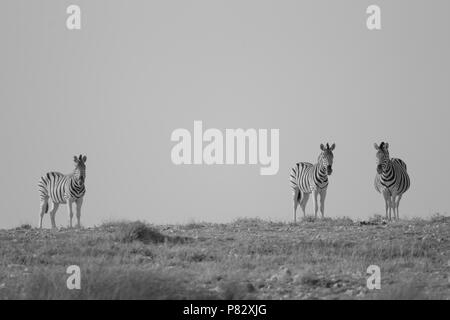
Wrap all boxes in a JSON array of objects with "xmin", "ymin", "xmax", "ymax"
[{"xmin": 0, "ymin": 0, "xmax": 449, "ymax": 228}]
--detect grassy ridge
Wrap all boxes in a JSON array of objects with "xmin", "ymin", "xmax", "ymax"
[{"xmin": 0, "ymin": 216, "xmax": 449, "ymax": 299}]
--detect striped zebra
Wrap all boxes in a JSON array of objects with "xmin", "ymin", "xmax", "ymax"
[
  {"xmin": 38, "ymin": 155, "xmax": 87, "ymax": 229},
  {"xmin": 374, "ymin": 142, "xmax": 410, "ymax": 221},
  {"xmin": 290, "ymin": 143, "xmax": 335, "ymax": 223}
]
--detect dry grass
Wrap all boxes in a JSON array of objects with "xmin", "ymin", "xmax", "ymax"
[
  {"xmin": 0, "ymin": 216, "xmax": 448, "ymax": 300},
  {"xmin": 3, "ymin": 266, "xmax": 217, "ymax": 300}
]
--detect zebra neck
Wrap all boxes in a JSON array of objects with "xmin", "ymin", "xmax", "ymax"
[
  {"xmin": 315, "ymin": 163, "xmax": 328, "ymax": 180},
  {"xmin": 381, "ymin": 160, "xmax": 394, "ymax": 181},
  {"xmin": 70, "ymin": 174, "xmax": 84, "ymax": 188},
  {"xmin": 73, "ymin": 168, "xmax": 80, "ymax": 178}
]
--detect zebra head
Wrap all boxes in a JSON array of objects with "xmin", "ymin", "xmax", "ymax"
[
  {"xmin": 73, "ymin": 154, "xmax": 87, "ymax": 184},
  {"xmin": 319, "ymin": 143, "xmax": 335, "ymax": 175},
  {"xmin": 374, "ymin": 142, "xmax": 389, "ymax": 174}
]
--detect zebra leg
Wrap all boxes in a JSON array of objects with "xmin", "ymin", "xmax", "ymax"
[
  {"xmin": 395, "ymin": 194, "xmax": 402, "ymax": 220},
  {"xmin": 49, "ymin": 202, "xmax": 59, "ymax": 229},
  {"xmin": 300, "ymin": 192, "xmax": 310, "ymax": 219},
  {"xmin": 38, "ymin": 197, "xmax": 48, "ymax": 229},
  {"xmin": 393, "ymin": 197, "xmax": 398, "ymax": 221},
  {"xmin": 388, "ymin": 196, "xmax": 395, "ymax": 220},
  {"xmin": 75, "ymin": 198, "xmax": 83, "ymax": 228},
  {"xmin": 319, "ymin": 189, "xmax": 327, "ymax": 219},
  {"xmin": 67, "ymin": 200, "xmax": 74, "ymax": 228},
  {"xmin": 389, "ymin": 192, "xmax": 399, "ymax": 221},
  {"xmin": 391, "ymin": 194, "xmax": 397, "ymax": 220},
  {"xmin": 292, "ymin": 189, "xmax": 300, "ymax": 223},
  {"xmin": 313, "ymin": 190, "xmax": 319, "ymax": 219},
  {"xmin": 382, "ymin": 191, "xmax": 389, "ymax": 220}
]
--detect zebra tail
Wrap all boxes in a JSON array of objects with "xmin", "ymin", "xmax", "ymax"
[{"xmin": 38, "ymin": 176, "xmax": 50, "ymax": 213}]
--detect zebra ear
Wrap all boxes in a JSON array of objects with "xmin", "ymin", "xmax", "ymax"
[
  {"xmin": 74, "ymin": 155, "xmax": 79, "ymax": 163},
  {"xmin": 82, "ymin": 155, "xmax": 87, "ymax": 163},
  {"xmin": 320, "ymin": 144, "xmax": 325, "ymax": 151},
  {"xmin": 384, "ymin": 142, "xmax": 389, "ymax": 150},
  {"xmin": 330, "ymin": 143, "xmax": 335, "ymax": 151},
  {"xmin": 374, "ymin": 143, "xmax": 379, "ymax": 150}
]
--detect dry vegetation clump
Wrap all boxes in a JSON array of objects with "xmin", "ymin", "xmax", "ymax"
[
  {"xmin": 430, "ymin": 213, "xmax": 449, "ymax": 223},
  {"xmin": 103, "ymin": 221, "xmax": 191, "ymax": 245},
  {"xmin": 15, "ymin": 224, "xmax": 32, "ymax": 230},
  {"xmin": 114, "ymin": 221, "xmax": 166, "ymax": 244},
  {"xmin": 183, "ymin": 221, "xmax": 208, "ymax": 230}
]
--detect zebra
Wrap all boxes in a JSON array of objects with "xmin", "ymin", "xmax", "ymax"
[
  {"xmin": 290, "ymin": 143, "xmax": 335, "ymax": 223},
  {"xmin": 374, "ymin": 142, "xmax": 410, "ymax": 221},
  {"xmin": 38, "ymin": 155, "xmax": 87, "ymax": 229}
]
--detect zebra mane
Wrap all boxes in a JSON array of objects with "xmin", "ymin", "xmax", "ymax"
[{"xmin": 317, "ymin": 152, "xmax": 326, "ymax": 164}]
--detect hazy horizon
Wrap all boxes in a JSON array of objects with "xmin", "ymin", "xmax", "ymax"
[{"xmin": 1, "ymin": 0, "xmax": 449, "ymax": 228}]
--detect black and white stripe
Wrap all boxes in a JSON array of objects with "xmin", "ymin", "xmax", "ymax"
[
  {"xmin": 38, "ymin": 172, "xmax": 85, "ymax": 204},
  {"xmin": 38, "ymin": 155, "xmax": 87, "ymax": 229},
  {"xmin": 374, "ymin": 142, "xmax": 410, "ymax": 220},
  {"xmin": 290, "ymin": 143, "xmax": 335, "ymax": 222}
]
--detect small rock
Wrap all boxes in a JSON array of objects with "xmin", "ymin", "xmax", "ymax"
[
  {"xmin": 278, "ymin": 267, "xmax": 293, "ymax": 282},
  {"xmin": 246, "ymin": 283, "xmax": 256, "ymax": 293},
  {"xmin": 210, "ymin": 286, "xmax": 221, "ymax": 293},
  {"xmin": 255, "ymin": 279, "xmax": 265, "ymax": 288},
  {"xmin": 345, "ymin": 289, "xmax": 354, "ymax": 295},
  {"xmin": 279, "ymin": 266, "xmax": 292, "ymax": 276},
  {"xmin": 268, "ymin": 275, "xmax": 278, "ymax": 282},
  {"xmin": 293, "ymin": 274, "xmax": 303, "ymax": 284}
]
